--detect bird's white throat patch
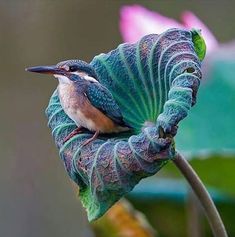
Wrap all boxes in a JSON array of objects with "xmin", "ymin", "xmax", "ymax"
[{"xmin": 54, "ymin": 74, "xmax": 71, "ymax": 84}]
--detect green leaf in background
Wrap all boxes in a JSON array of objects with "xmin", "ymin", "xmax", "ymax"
[
  {"xmin": 161, "ymin": 157, "xmax": 235, "ymax": 197},
  {"xmin": 176, "ymin": 52, "xmax": 235, "ymax": 154},
  {"xmin": 128, "ymin": 177, "xmax": 235, "ymax": 237}
]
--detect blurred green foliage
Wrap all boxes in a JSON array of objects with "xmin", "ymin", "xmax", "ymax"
[
  {"xmin": 177, "ymin": 60, "xmax": 235, "ymax": 153},
  {"xmin": 130, "ymin": 196, "xmax": 235, "ymax": 237}
]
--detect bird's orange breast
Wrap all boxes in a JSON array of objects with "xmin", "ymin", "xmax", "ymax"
[
  {"xmin": 58, "ymin": 83, "xmax": 127, "ymax": 133},
  {"xmin": 82, "ymin": 101, "xmax": 119, "ymax": 132}
]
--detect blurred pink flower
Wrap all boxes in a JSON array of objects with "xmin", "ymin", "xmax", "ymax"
[{"xmin": 120, "ymin": 5, "xmax": 218, "ymax": 53}]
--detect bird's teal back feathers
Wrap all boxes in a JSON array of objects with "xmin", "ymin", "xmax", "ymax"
[{"xmin": 86, "ymin": 82, "xmax": 126, "ymax": 126}]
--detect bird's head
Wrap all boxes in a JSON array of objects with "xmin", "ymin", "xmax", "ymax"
[{"xmin": 26, "ymin": 59, "xmax": 98, "ymax": 84}]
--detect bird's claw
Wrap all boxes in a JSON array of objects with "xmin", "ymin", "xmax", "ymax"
[
  {"xmin": 63, "ymin": 126, "xmax": 83, "ymax": 143},
  {"xmin": 80, "ymin": 131, "xmax": 99, "ymax": 147}
]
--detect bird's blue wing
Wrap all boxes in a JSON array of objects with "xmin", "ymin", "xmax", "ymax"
[{"xmin": 86, "ymin": 82, "xmax": 126, "ymax": 125}]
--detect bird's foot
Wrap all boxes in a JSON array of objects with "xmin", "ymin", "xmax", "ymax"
[
  {"xmin": 63, "ymin": 126, "xmax": 84, "ymax": 143},
  {"xmin": 81, "ymin": 131, "xmax": 99, "ymax": 147}
]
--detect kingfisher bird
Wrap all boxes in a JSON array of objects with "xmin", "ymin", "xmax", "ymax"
[{"xmin": 26, "ymin": 60, "xmax": 131, "ymax": 145}]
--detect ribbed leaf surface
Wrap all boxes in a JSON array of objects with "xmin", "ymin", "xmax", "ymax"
[{"xmin": 46, "ymin": 28, "xmax": 202, "ymax": 221}]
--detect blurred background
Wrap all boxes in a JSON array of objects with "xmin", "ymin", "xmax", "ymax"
[{"xmin": 1, "ymin": 1, "xmax": 235, "ymax": 236}]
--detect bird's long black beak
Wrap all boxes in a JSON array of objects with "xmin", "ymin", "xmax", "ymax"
[{"xmin": 25, "ymin": 65, "xmax": 65, "ymax": 75}]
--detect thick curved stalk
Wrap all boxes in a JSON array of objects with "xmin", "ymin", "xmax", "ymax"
[{"xmin": 173, "ymin": 152, "xmax": 228, "ymax": 237}]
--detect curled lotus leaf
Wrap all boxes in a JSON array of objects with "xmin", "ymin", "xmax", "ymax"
[{"xmin": 46, "ymin": 28, "xmax": 202, "ymax": 221}]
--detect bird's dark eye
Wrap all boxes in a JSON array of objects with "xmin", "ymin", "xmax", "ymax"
[{"xmin": 69, "ymin": 65, "xmax": 78, "ymax": 72}]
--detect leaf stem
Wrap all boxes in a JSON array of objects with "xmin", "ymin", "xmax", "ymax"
[{"xmin": 173, "ymin": 152, "xmax": 228, "ymax": 237}]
